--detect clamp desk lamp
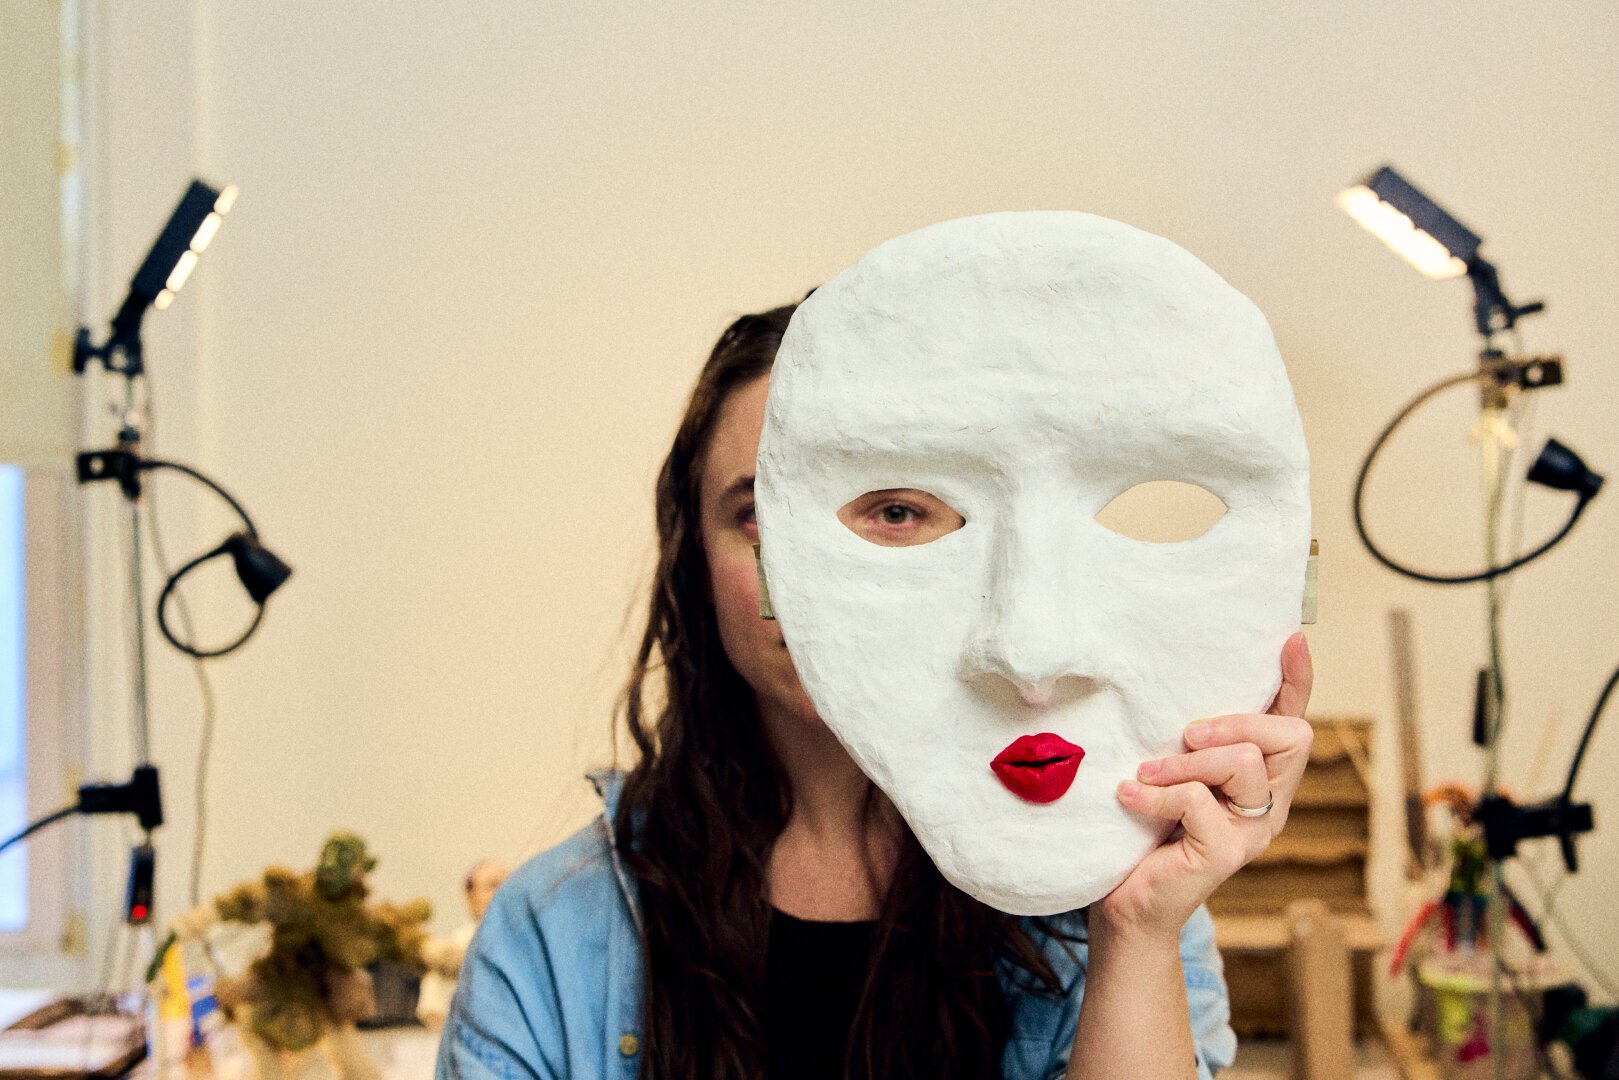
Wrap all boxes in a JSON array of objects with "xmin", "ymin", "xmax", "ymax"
[
  {"xmin": 1, "ymin": 180, "xmax": 290, "ymax": 936},
  {"xmin": 1340, "ymin": 165, "xmax": 1604, "ymax": 1080}
]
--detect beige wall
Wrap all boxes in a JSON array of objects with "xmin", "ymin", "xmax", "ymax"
[
  {"xmin": 53, "ymin": 1, "xmax": 1619, "ymax": 1000},
  {"xmin": 1, "ymin": 0, "xmax": 73, "ymax": 466}
]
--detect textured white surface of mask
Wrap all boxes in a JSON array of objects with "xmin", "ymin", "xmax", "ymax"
[{"xmin": 755, "ymin": 212, "xmax": 1311, "ymax": 915}]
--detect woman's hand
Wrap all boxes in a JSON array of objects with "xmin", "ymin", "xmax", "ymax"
[{"xmin": 1094, "ymin": 632, "xmax": 1315, "ymax": 943}]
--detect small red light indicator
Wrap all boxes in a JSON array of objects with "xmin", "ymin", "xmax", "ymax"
[{"xmin": 131, "ymin": 904, "xmax": 149, "ymax": 921}]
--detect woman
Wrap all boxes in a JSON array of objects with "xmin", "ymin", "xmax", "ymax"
[{"xmin": 440, "ymin": 303, "xmax": 1314, "ymax": 1080}]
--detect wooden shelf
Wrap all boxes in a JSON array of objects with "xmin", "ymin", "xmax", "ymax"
[
  {"xmin": 1249, "ymin": 834, "xmax": 1369, "ymax": 866},
  {"xmin": 1215, "ymin": 714, "xmax": 1383, "ymax": 1043},
  {"xmin": 1215, "ymin": 911, "xmax": 1384, "ymax": 953}
]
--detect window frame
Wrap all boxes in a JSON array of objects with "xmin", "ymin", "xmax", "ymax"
[
  {"xmin": 0, "ymin": 0, "xmax": 94, "ymax": 982},
  {"xmin": 0, "ymin": 463, "xmax": 84, "ymax": 965}
]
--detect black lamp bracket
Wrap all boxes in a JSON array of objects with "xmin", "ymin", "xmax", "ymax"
[
  {"xmin": 73, "ymin": 322, "xmax": 145, "ymax": 378},
  {"xmin": 76, "ymin": 447, "xmax": 145, "ymax": 501},
  {"xmin": 1478, "ymin": 349, "xmax": 1563, "ymax": 410},
  {"xmin": 1466, "ymin": 256, "xmax": 1545, "ymax": 340},
  {"xmin": 1476, "ymin": 792, "xmax": 1594, "ymax": 874},
  {"xmin": 77, "ymin": 764, "xmax": 165, "ymax": 833}
]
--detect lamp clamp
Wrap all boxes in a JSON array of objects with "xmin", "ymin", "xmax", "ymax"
[
  {"xmin": 1476, "ymin": 792, "xmax": 1594, "ymax": 874},
  {"xmin": 76, "ymin": 448, "xmax": 145, "ymax": 501},
  {"xmin": 73, "ymin": 321, "xmax": 145, "ymax": 379},
  {"xmin": 1466, "ymin": 256, "xmax": 1545, "ymax": 339},
  {"xmin": 1478, "ymin": 350, "xmax": 1563, "ymax": 410},
  {"xmin": 77, "ymin": 764, "xmax": 164, "ymax": 833}
]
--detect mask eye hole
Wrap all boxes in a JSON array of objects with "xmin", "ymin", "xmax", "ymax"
[
  {"xmin": 838, "ymin": 489, "xmax": 966, "ymax": 548},
  {"xmin": 1096, "ymin": 481, "xmax": 1228, "ymax": 544}
]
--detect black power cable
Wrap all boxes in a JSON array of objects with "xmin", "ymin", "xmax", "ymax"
[
  {"xmin": 76, "ymin": 449, "xmax": 290, "ymax": 658},
  {"xmin": 1352, "ymin": 371, "xmax": 1596, "ymax": 584},
  {"xmin": 0, "ymin": 766, "xmax": 164, "ymax": 856},
  {"xmin": 143, "ymin": 458, "xmax": 256, "ymax": 532},
  {"xmin": 155, "ymin": 540, "xmax": 268, "ymax": 658},
  {"xmin": 0, "ymin": 805, "xmax": 78, "ymax": 856},
  {"xmin": 138, "ymin": 458, "xmax": 289, "ymax": 659},
  {"xmin": 1565, "ymin": 663, "xmax": 1618, "ymax": 805}
]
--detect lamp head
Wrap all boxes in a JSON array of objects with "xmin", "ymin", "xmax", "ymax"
[
  {"xmin": 1339, "ymin": 164, "xmax": 1546, "ymax": 338},
  {"xmin": 1337, "ymin": 165, "xmax": 1480, "ymax": 280},
  {"xmin": 225, "ymin": 532, "xmax": 293, "ymax": 604},
  {"xmin": 1528, "ymin": 438, "xmax": 1604, "ymax": 500},
  {"xmin": 129, "ymin": 180, "xmax": 236, "ymax": 311},
  {"xmin": 77, "ymin": 179, "xmax": 237, "ymax": 377},
  {"xmin": 104, "ymin": 179, "xmax": 237, "ymax": 346}
]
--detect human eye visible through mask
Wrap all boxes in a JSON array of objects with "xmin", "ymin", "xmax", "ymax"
[{"xmin": 837, "ymin": 488, "xmax": 965, "ymax": 547}]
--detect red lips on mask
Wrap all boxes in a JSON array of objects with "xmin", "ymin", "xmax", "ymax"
[{"xmin": 991, "ymin": 733, "xmax": 1085, "ymax": 804}]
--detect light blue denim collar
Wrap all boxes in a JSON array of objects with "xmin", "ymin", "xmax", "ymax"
[{"xmin": 585, "ymin": 768, "xmax": 643, "ymax": 938}]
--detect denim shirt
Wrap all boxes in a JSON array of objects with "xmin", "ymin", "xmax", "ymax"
[{"xmin": 438, "ymin": 772, "xmax": 1237, "ymax": 1080}]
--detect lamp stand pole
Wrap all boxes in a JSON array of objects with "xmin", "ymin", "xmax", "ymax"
[
  {"xmin": 76, "ymin": 336, "xmax": 165, "ymax": 931},
  {"xmin": 120, "ymin": 379, "xmax": 154, "ymax": 769},
  {"xmin": 1477, "ymin": 387, "xmax": 1509, "ymax": 1080}
]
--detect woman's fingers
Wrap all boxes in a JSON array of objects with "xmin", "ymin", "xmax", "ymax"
[
  {"xmin": 1178, "ymin": 711, "xmax": 1314, "ymax": 834},
  {"xmin": 1098, "ymin": 635, "xmax": 1317, "ymax": 934},
  {"xmin": 1117, "ymin": 779, "xmax": 1250, "ymax": 873},
  {"xmin": 1178, "ymin": 634, "xmax": 1313, "ymax": 778},
  {"xmin": 1184, "ymin": 711, "xmax": 1314, "ymax": 762},
  {"xmin": 1268, "ymin": 632, "xmax": 1314, "ymax": 718},
  {"xmin": 1138, "ymin": 743, "xmax": 1270, "ymax": 813}
]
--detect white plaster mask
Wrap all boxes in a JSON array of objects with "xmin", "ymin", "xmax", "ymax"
[{"xmin": 755, "ymin": 212, "xmax": 1311, "ymax": 916}]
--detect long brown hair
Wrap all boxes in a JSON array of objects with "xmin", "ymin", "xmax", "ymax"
[{"xmin": 615, "ymin": 303, "xmax": 1073, "ymax": 1079}]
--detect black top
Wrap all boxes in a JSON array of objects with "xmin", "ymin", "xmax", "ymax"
[{"xmin": 763, "ymin": 907, "xmax": 878, "ymax": 1080}]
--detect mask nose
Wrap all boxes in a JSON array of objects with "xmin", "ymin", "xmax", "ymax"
[
  {"xmin": 1008, "ymin": 674, "xmax": 1066, "ymax": 709},
  {"xmin": 961, "ymin": 513, "xmax": 1109, "ymax": 709}
]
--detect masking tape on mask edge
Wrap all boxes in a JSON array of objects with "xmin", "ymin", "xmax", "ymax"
[
  {"xmin": 1302, "ymin": 539, "xmax": 1319, "ymax": 625},
  {"xmin": 754, "ymin": 544, "xmax": 775, "ymax": 620}
]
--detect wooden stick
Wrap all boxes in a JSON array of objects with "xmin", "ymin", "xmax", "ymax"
[
  {"xmin": 1287, "ymin": 899, "xmax": 1354, "ymax": 1080},
  {"xmin": 1387, "ymin": 608, "xmax": 1427, "ymax": 878}
]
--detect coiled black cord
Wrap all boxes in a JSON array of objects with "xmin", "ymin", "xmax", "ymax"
[
  {"xmin": 143, "ymin": 458, "xmax": 274, "ymax": 659},
  {"xmin": 1351, "ymin": 371, "xmax": 1593, "ymax": 584},
  {"xmin": 156, "ymin": 542, "xmax": 268, "ymax": 658}
]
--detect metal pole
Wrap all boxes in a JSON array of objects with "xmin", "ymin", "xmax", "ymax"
[
  {"xmin": 121, "ymin": 375, "xmax": 153, "ymax": 769},
  {"xmin": 1477, "ymin": 386, "xmax": 1510, "ymax": 1080}
]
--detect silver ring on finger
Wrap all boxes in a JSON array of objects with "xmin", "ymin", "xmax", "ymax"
[{"xmin": 1227, "ymin": 791, "xmax": 1274, "ymax": 818}]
